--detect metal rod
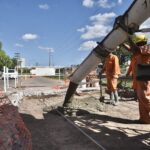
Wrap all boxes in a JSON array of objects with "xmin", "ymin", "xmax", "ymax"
[
  {"xmin": 3, "ymin": 66, "xmax": 6, "ymax": 92},
  {"xmin": 56, "ymin": 109, "xmax": 107, "ymax": 150}
]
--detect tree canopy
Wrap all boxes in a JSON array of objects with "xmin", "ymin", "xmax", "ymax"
[{"xmin": 0, "ymin": 41, "xmax": 16, "ymax": 70}]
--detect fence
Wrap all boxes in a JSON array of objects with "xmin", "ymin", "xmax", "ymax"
[
  {"xmin": 2, "ymin": 66, "xmax": 103, "ymax": 93},
  {"xmin": 3, "ymin": 66, "xmax": 18, "ymax": 92},
  {"xmin": 2, "ymin": 66, "xmax": 66, "ymax": 93}
]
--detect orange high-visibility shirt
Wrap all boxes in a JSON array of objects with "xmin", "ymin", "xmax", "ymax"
[
  {"xmin": 103, "ymin": 54, "xmax": 121, "ymax": 78},
  {"xmin": 136, "ymin": 45, "xmax": 150, "ymax": 124}
]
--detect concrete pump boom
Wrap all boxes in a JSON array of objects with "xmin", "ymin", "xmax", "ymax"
[{"xmin": 63, "ymin": 0, "xmax": 150, "ymax": 107}]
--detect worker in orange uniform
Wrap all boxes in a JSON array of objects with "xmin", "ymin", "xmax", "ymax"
[
  {"xmin": 126, "ymin": 53, "xmax": 139, "ymax": 101},
  {"xmin": 100, "ymin": 53, "xmax": 121, "ymax": 106},
  {"xmin": 123, "ymin": 34, "xmax": 150, "ymax": 124}
]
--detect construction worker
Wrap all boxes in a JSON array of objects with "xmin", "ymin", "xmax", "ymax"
[
  {"xmin": 96, "ymin": 63, "xmax": 103, "ymax": 77},
  {"xmin": 99, "ymin": 53, "xmax": 121, "ymax": 105},
  {"xmin": 123, "ymin": 34, "xmax": 150, "ymax": 124},
  {"xmin": 126, "ymin": 53, "xmax": 139, "ymax": 101}
]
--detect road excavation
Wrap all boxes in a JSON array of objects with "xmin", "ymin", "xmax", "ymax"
[
  {"xmin": 0, "ymin": 0, "xmax": 150, "ymax": 149},
  {"xmin": 0, "ymin": 76, "xmax": 149, "ymax": 149}
]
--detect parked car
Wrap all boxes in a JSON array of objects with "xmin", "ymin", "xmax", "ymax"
[{"xmin": 2, "ymin": 69, "xmax": 18, "ymax": 79}]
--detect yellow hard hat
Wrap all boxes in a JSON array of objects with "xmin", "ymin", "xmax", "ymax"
[{"xmin": 131, "ymin": 34, "xmax": 148, "ymax": 43}]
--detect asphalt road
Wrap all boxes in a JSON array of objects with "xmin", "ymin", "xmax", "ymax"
[
  {"xmin": 20, "ymin": 76, "xmax": 63, "ymax": 88},
  {"xmin": 0, "ymin": 76, "xmax": 64, "ymax": 90}
]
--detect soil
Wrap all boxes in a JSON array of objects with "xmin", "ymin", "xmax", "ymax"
[{"xmin": 19, "ymin": 90, "xmax": 150, "ymax": 150}]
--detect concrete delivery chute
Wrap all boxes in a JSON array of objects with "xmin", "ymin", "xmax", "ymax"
[{"xmin": 63, "ymin": 0, "xmax": 150, "ymax": 107}]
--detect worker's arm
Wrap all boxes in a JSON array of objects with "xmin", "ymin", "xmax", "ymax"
[{"xmin": 126, "ymin": 62, "xmax": 132, "ymax": 76}]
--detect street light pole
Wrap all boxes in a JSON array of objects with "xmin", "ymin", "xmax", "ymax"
[
  {"xmin": 49, "ymin": 49, "xmax": 51, "ymax": 67},
  {"xmin": 14, "ymin": 52, "xmax": 20, "ymax": 72},
  {"xmin": 48, "ymin": 48, "xmax": 53, "ymax": 67}
]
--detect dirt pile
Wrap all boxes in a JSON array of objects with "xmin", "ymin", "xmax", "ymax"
[{"xmin": 0, "ymin": 102, "xmax": 32, "ymax": 149}]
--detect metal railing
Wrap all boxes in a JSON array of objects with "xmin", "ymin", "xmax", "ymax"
[{"xmin": 3, "ymin": 66, "xmax": 18, "ymax": 92}]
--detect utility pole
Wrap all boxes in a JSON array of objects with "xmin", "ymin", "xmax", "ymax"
[
  {"xmin": 14, "ymin": 52, "xmax": 20, "ymax": 71},
  {"xmin": 49, "ymin": 49, "xmax": 51, "ymax": 67},
  {"xmin": 48, "ymin": 48, "xmax": 53, "ymax": 67}
]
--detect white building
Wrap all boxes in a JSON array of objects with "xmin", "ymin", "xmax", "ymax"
[
  {"xmin": 18, "ymin": 58, "xmax": 26, "ymax": 68},
  {"xmin": 30, "ymin": 67, "xmax": 55, "ymax": 76}
]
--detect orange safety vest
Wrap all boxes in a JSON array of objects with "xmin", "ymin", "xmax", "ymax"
[
  {"xmin": 103, "ymin": 54, "xmax": 121, "ymax": 78},
  {"xmin": 103, "ymin": 54, "xmax": 121, "ymax": 91}
]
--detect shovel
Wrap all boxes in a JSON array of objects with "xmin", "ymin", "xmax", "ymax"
[{"xmin": 99, "ymin": 75, "xmax": 105, "ymax": 102}]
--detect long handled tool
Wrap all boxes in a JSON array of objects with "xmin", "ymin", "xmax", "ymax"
[
  {"xmin": 99, "ymin": 76, "xmax": 105, "ymax": 102},
  {"xmin": 120, "ymin": 77, "xmax": 127, "ymax": 100}
]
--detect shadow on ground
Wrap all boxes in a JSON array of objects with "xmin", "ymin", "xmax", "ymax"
[{"xmin": 21, "ymin": 108, "xmax": 150, "ymax": 150}]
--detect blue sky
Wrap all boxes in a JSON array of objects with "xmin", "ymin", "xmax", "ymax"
[{"xmin": 0, "ymin": 0, "xmax": 149, "ymax": 67}]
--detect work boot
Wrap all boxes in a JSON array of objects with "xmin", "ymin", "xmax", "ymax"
[
  {"xmin": 113, "ymin": 90, "xmax": 119, "ymax": 106},
  {"xmin": 110, "ymin": 92, "xmax": 115, "ymax": 105}
]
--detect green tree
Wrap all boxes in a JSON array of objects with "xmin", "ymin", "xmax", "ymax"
[
  {"xmin": 0, "ymin": 42, "xmax": 13, "ymax": 70},
  {"xmin": 11, "ymin": 57, "xmax": 17, "ymax": 68},
  {"xmin": 0, "ymin": 42, "xmax": 2, "ymax": 50},
  {"xmin": 115, "ymin": 46, "xmax": 131, "ymax": 66}
]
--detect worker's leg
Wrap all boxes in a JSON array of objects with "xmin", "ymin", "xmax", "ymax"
[
  {"xmin": 110, "ymin": 91, "xmax": 114, "ymax": 100},
  {"xmin": 106, "ymin": 77, "xmax": 109, "ymax": 98},
  {"xmin": 137, "ymin": 81, "xmax": 150, "ymax": 124},
  {"xmin": 110, "ymin": 78, "xmax": 119, "ymax": 105},
  {"xmin": 139, "ymin": 100, "xmax": 150, "ymax": 124},
  {"xmin": 110, "ymin": 91, "xmax": 118, "ymax": 105},
  {"xmin": 107, "ymin": 77, "xmax": 116, "ymax": 105},
  {"xmin": 113, "ymin": 90, "xmax": 119, "ymax": 103}
]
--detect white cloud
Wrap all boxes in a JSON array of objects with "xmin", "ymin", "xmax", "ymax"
[
  {"xmin": 82, "ymin": 0, "xmax": 123, "ymax": 8},
  {"xmin": 82, "ymin": 0, "xmax": 94, "ymax": 8},
  {"xmin": 90, "ymin": 12, "xmax": 116, "ymax": 25},
  {"xmin": 97, "ymin": 0, "xmax": 115, "ymax": 8},
  {"xmin": 15, "ymin": 43, "xmax": 24, "ymax": 47},
  {"xmin": 81, "ymin": 24, "xmax": 112, "ymax": 39},
  {"xmin": 79, "ymin": 40, "xmax": 97, "ymax": 51},
  {"xmin": 77, "ymin": 28, "xmax": 85, "ymax": 33},
  {"xmin": 38, "ymin": 46, "xmax": 54, "ymax": 52},
  {"xmin": 140, "ymin": 18, "xmax": 150, "ymax": 41},
  {"xmin": 118, "ymin": 0, "xmax": 123, "ymax": 4},
  {"xmin": 38, "ymin": 4, "xmax": 49, "ymax": 10},
  {"xmin": 78, "ymin": 12, "xmax": 117, "ymax": 40},
  {"xmin": 22, "ymin": 33, "xmax": 39, "ymax": 41}
]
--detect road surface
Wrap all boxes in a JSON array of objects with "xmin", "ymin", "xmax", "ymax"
[
  {"xmin": 0, "ymin": 79, "xmax": 16, "ymax": 90},
  {"xmin": 0, "ymin": 76, "xmax": 64, "ymax": 91},
  {"xmin": 20, "ymin": 76, "xmax": 63, "ymax": 87}
]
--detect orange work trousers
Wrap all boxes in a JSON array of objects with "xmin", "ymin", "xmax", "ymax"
[
  {"xmin": 106, "ymin": 77, "xmax": 118, "ymax": 92},
  {"xmin": 137, "ymin": 80, "xmax": 150, "ymax": 124}
]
